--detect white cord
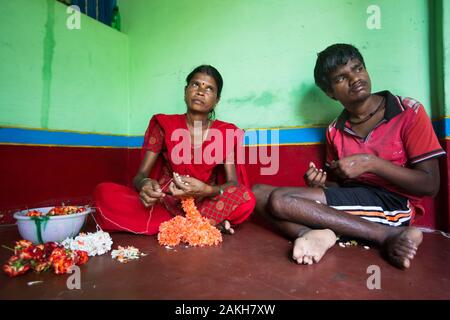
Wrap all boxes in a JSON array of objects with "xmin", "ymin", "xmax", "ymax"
[{"xmin": 418, "ymin": 227, "xmax": 450, "ymax": 239}]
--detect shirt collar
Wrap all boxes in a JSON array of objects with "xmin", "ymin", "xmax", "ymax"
[{"xmin": 335, "ymin": 90, "xmax": 402, "ymax": 131}]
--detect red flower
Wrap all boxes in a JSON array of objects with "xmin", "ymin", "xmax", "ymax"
[
  {"xmin": 25, "ymin": 210, "xmax": 42, "ymax": 217},
  {"xmin": 3, "ymin": 255, "xmax": 31, "ymax": 277},
  {"xmin": 3, "ymin": 240, "xmax": 87, "ymax": 277},
  {"xmin": 20, "ymin": 245, "xmax": 44, "ymax": 261},
  {"xmin": 47, "ymin": 206, "xmax": 86, "ymax": 216},
  {"xmin": 14, "ymin": 240, "xmax": 33, "ymax": 255},
  {"xmin": 49, "ymin": 248, "xmax": 75, "ymax": 275},
  {"xmin": 44, "ymin": 242, "xmax": 59, "ymax": 256},
  {"xmin": 75, "ymin": 250, "xmax": 89, "ymax": 266},
  {"xmin": 30, "ymin": 260, "xmax": 51, "ymax": 273}
]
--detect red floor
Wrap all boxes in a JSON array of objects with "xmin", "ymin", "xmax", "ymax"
[{"xmin": 1, "ymin": 216, "xmax": 450, "ymax": 300}]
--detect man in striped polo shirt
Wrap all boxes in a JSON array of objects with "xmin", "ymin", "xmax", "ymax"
[{"xmin": 252, "ymin": 43, "xmax": 445, "ymax": 269}]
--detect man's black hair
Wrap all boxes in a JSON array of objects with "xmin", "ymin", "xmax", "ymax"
[{"xmin": 314, "ymin": 44, "xmax": 366, "ymax": 93}]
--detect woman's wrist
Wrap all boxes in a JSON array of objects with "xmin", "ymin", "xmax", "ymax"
[
  {"xmin": 203, "ymin": 185, "xmax": 222, "ymax": 197},
  {"xmin": 138, "ymin": 177, "xmax": 152, "ymax": 191},
  {"xmin": 202, "ymin": 184, "xmax": 213, "ymax": 196}
]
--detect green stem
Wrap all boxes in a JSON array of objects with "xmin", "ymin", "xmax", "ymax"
[{"xmin": 1, "ymin": 245, "xmax": 14, "ymax": 252}]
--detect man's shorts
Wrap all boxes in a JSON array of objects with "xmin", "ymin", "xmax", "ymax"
[{"xmin": 323, "ymin": 182, "xmax": 412, "ymax": 227}]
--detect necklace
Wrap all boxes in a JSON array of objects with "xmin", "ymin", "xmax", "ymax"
[
  {"xmin": 186, "ymin": 114, "xmax": 211, "ymax": 147},
  {"xmin": 348, "ymin": 97, "xmax": 385, "ymax": 125}
]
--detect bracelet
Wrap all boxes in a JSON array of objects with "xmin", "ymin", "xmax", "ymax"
[
  {"xmin": 218, "ymin": 186, "xmax": 224, "ymax": 195},
  {"xmin": 139, "ymin": 178, "xmax": 152, "ymax": 190}
]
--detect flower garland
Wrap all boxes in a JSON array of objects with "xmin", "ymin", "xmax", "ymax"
[{"xmin": 157, "ymin": 197, "xmax": 222, "ymax": 247}]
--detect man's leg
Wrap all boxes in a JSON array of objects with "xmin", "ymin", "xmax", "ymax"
[
  {"xmin": 252, "ymin": 184, "xmax": 335, "ymax": 265},
  {"xmin": 252, "ymin": 184, "xmax": 313, "ymax": 238},
  {"xmin": 252, "ymin": 184, "xmax": 422, "ymax": 268}
]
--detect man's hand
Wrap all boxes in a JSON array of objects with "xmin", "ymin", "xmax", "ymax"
[
  {"xmin": 330, "ymin": 154, "xmax": 374, "ymax": 179},
  {"xmin": 139, "ymin": 179, "xmax": 165, "ymax": 207},
  {"xmin": 304, "ymin": 162, "xmax": 327, "ymax": 188}
]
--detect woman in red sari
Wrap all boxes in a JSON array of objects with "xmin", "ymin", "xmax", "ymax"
[{"xmin": 94, "ymin": 65, "xmax": 256, "ymax": 235}]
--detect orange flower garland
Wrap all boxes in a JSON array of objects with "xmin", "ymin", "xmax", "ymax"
[{"xmin": 158, "ymin": 197, "xmax": 222, "ymax": 247}]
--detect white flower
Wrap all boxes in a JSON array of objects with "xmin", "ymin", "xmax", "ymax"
[
  {"xmin": 111, "ymin": 246, "xmax": 146, "ymax": 263},
  {"xmin": 61, "ymin": 230, "xmax": 113, "ymax": 256}
]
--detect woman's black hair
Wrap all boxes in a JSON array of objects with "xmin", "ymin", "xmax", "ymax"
[
  {"xmin": 186, "ymin": 65, "xmax": 223, "ymax": 99},
  {"xmin": 314, "ymin": 44, "xmax": 366, "ymax": 93}
]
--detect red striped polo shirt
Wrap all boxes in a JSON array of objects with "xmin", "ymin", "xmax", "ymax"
[{"xmin": 325, "ymin": 90, "xmax": 446, "ymax": 218}]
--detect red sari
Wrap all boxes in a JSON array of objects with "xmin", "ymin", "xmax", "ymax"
[{"xmin": 93, "ymin": 114, "xmax": 256, "ymax": 235}]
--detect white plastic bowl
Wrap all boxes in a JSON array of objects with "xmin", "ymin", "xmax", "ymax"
[{"xmin": 14, "ymin": 207, "xmax": 91, "ymax": 244}]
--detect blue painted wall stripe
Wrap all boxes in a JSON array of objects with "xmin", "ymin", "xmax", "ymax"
[
  {"xmin": 0, "ymin": 119, "xmax": 447, "ymax": 148},
  {"xmin": 244, "ymin": 127, "xmax": 325, "ymax": 145},
  {"xmin": 0, "ymin": 127, "xmax": 143, "ymax": 148}
]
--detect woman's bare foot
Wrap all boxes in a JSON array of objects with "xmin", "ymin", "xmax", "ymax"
[
  {"xmin": 292, "ymin": 229, "xmax": 337, "ymax": 265},
  {"xmin": 384, "ymin": 227, "xmax": 423, "ymax": 269},
  {"xmin": 216, "ymin": 220, "xmax": 235, "ymax": 235}
]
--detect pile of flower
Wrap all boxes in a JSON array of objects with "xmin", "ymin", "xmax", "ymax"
[
  {"xmin": 111, "ymin": 246, "xmax": 146, "ymax": 263},
  {"xmin": 25, "ymin": 210, "xmax": 45, "ymax": 217},
  {"xmin": 157, "ymin": 197, "xmax": 222, "ymax": 247},
  {"xmin": 3, "ymin": 240, "xmax": 88, "ymax": 277},
  {"xmin": 62, "ymin": 230, "xmax": 113, "ymax": 256},
  {"xmin": 25, "ymin": 206, "xmax": 87, "ymax": 217}
]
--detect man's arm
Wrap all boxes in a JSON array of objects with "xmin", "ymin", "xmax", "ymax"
[{"xmin": 331, "ymin": 154, "xmax": 440, "ymax": 197}]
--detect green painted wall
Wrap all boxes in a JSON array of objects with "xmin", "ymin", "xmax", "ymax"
[
  {"xmin": 430, "ymin": 0, "xmax": 444, "ymax": 119},
  {"xmin": 444, "ymin": 0, "xmax": 450, "ymax": 116},
  {"xmin": 0, "ymin": 0, "xmax": 129, "ymax": 134},
  {"xmin": 1, "ymin": 0, "xmax": 446, "ymax": 137},
  {"xmin": 429, "ymin": 0, "xmax": 450, "ymax": 120},
  {"xmin": 119, "ymin": 0, "xmax": 434, "ymax": 134}
]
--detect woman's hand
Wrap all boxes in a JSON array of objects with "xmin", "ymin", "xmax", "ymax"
[
  {"xmin": 168, "ymin": 172, "xmax": 209, "ymax": 198},
  {"xmin": 139, "ymin": 179, "xmax": 165, "ymax": 207},
  {"xmin": 304, "ymin": 162, "xmax": 327, "ymax": 188}
]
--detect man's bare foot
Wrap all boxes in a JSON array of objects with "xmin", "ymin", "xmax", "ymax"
[
  {"xmin": 292, "ymin": 229, "xmax": 337, "ymax": 265},
  {"xmin": 217, "ymin": 220, "xmax": 235, "ymax": 235},
  {"xmin": 384, "ymin": 227, "xmax": 423, "ymax": 269}
]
